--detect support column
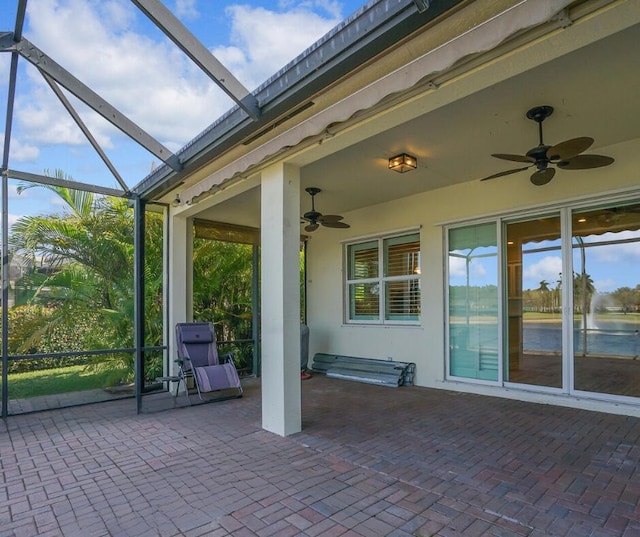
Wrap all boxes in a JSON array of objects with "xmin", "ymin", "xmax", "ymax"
[
  {"xmin": 133, "ymin": 196, "xmax": 145, "ymax": 414},
  {"xmin": 260, "ymin": 163, "xmax": 301, "ymax": 436},
  {"xmin": 167, "ymin": 212, "xmax": 193, "ymax": 380}
]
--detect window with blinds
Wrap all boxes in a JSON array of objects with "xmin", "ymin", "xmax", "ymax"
[{"xmin": 346, "ymin": 232, "xmax": 420, "ymax": 323}]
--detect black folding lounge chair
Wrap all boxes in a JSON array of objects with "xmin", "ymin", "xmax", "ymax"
[{"xmin": 175, "ymin": 322, "xmax": 243, "ymax": 401}]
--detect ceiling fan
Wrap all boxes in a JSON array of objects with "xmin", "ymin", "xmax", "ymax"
[
  {"xmin": 481, "ymin": 105, "xmax": 614, "ymax": 186},
  {"xmin": 302, "ymin": 187, "xmax": 350, "ymax": 232}
]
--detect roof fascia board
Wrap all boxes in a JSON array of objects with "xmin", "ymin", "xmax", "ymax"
[
  {"xmin": 130, "ymin": 0, "xmax": 260, "ymax": 120},
  {"xmin": 133, "ymin": 0, "xmax": 467, "ymax": 199},
  {"xmin": 6, "ymin": 36, "xmax": 182, "ymax": 172}
]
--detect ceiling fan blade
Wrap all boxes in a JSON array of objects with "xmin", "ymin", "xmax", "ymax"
[
  {"xmin": 318, "ymin": 214, "xmax": 344, "ymax": 223},
  {"xmin": 491, "ymin": 153, "xmax": 535, "ymax": 163},
  {"xmin": 530, "ymin": 167, "xmax": 555, "ymax": 186},
  {"xmin": 546, "ymin": 137, "xmax": 594, "ymax": 161},
  {"xmin": 304, "ymin": 222, "xmax": 319, "ymax": 232},
  {"xmin": 557, "ymin": 154, "xmax": 614, "ymax": 170},
  {"xmin": 322, "ymin": 221, "xmax": 350, "ymax": 229},
  {"xmin": 481, "ymin": 166, "xmax": 531, "ymax": 181}
]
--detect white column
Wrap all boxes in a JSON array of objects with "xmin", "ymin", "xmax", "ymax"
[
  {"xmin": 260, "ymin": 162, "xmax": 301, "ymax": 436},
  {"xmin": 167, "ymin": 213, "xmax": 193, "ymax": 380}
]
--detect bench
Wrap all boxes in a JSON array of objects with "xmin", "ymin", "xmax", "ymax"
[{"xmin": 312, "ymin": 353, "xmax": 415, "ymax": 387}]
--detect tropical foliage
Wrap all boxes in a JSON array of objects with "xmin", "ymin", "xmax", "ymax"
[
  {"xmin": 8, "ymin": 179, "xmax": 159, "ymax": 383},
  {"xmin": 6, "ymin": 175, "xmax": 257, "ymax": 386}
]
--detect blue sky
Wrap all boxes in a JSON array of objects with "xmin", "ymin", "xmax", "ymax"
[
  {"xmin": 1, "ymin": 0, "xmax": 366, "ymax": 221},
  {"xmin": 449, "ymin": 231, "xmax": 640, "ymax": 294}
]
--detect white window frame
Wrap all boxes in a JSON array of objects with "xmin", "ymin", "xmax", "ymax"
[{"xmin": 344, "ymin": 231, "xmax": 421, "ymax": 325}]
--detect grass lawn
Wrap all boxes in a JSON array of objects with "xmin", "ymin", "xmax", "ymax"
[{"xmin": 7, "ymin": 365, "xmax": 112, "ymax": 399}]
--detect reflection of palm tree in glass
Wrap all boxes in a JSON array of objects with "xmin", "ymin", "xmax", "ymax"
[
  {"xmin": 575, "ymin": 236, "xmax": 594, "ymax": 357},
  {"xmin": 538, "ymin": 280, "xmax": 550, "ymax": 312},
  {"xmin": 573, "ymin": 271, "xmax": 595, "ymax": 313}
]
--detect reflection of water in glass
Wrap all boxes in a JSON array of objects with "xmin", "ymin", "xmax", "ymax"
[
  {"xmin": 450, "ymin": 320, "xmax": 640, "ymax": 356},
  {"xmin": 524, "ymin": 321, "xmax": 640, "ymax": 356}
]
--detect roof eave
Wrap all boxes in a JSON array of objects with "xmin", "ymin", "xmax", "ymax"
[{"xmin": 132, "ymin": 0, "xmax": 467, "ymax": 200}]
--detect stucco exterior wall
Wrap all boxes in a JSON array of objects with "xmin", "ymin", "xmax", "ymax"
[{"xmin": 305, "ymin": 138, "xmax": 640, "ymax": 402}]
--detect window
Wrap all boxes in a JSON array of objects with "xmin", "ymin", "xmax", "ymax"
[{"xmin": 346, "ymin": 232, "xmax": 420, "ymax": 323}]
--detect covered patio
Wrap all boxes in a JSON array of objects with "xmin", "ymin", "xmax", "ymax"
[{"xmin": 1, "ymin": 376, "xmax": 639, "ymax": 536}]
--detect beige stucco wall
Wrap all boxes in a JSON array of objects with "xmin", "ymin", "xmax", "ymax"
[{"xmin": 305, "ymin": 137, "xmax": 640, "ymax": 413}]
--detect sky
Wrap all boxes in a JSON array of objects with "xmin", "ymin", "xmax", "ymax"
[
  {"xmin": 449, "ymin": 230, "xmax": 640, "ymax": 295},
  {"xmin": 0, "ymin": 0, "xmax": 366, "ymax": 222}
]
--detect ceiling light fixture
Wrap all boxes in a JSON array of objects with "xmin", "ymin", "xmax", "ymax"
[{"xmin": 388, "ymin": 153, "xmax": 417, "ymax": 173}]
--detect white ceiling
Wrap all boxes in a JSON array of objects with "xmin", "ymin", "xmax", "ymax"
[{"xmin": 194, "ymin": 21, "xmax": 640, "ymax": 228}]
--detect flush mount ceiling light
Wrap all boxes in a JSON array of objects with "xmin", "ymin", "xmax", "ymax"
[{"xmin": 388, "ymin": 153, "xmax": 417, "ymax": 173}]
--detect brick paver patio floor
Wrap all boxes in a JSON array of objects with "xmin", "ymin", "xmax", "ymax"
[{"xmin": 1, "ymin": 376, "xmax": 639, "ymax": 536}]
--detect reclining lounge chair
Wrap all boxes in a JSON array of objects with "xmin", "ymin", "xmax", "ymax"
[{"xmin": 175, "ymin": 322, "xmax": 243, "ymax": 401}]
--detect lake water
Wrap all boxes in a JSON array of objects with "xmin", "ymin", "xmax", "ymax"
[
  {"xmin": 526, "ymin": 320, "xmax": 640, "ymax": 356},
  {"xmin": 451, "ymin": 319, "xmax": 640, "ymax": 357}
]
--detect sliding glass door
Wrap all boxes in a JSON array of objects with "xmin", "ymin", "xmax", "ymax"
[
  {"xmin": 504, "ymin": 215, "xmax": 563, "ymax": 389},
  {"xmin": 572, "ymin": 203, "xmax": 640, "ymax": 398},
  {"xmin": 447, "ymin": 199, "xmax": 640, "ymax": 403},
  {"xmin": 448, "ymin": 224, "xmax": 499, "ymax": 381}
]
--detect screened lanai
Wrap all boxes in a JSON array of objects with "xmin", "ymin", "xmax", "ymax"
[
  {"xmin": 3, "ymin": 0, "xmax": 422, "ymax": 417},
  {"xmin": 0, "ymin": 0, "xmax": 256, "ymax": 417},
  {"xmin": 3, "ymin": 0, "xmax": 640, "ymax": 431}
]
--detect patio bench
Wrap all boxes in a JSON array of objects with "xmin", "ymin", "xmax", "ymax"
[{"xmin": 312, "ymin": 353, "xmax": 415, "ymax": 387}]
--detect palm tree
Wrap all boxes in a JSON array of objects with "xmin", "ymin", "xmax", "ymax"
[
  {"xmin": 537, "ymin": 280, "xmax": 550, "ymax": 312},
  {"xmin": 10, "ymin": 173, "xmax": 260, "ymax": 381},
  {"xmin": 573, "ymin": 271, "xmax": 595, "ymax": 313},
  {"xmin": 10, "ymin": 177, "xmax": 164, "ymax": 383}
]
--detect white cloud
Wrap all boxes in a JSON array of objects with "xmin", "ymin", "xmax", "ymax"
[
  {"xmin": 175, "ymin": 0, "xmax": 199, "ymax": 20},
  {"xmin": 523, "ymin": 255, "xmax": 563, "ymax": 287},
  {"xmin": 594, "ymin": 278, "xmax": 617, "ymax": 291},
  {"xmin": 279, "ymin": 0, "xmax": 343, "ymax": 19},
  {"xmin": 8, "ymin": 214, "xmax": 21, "ymax": 228},
  {"xmin": 0, "ymin": 134, "xmax": 40, "ymax": 162},
  {"xmin": 19, "ymin": 0, "xmax": 228, "ymax": 151},
  {"xmin": 449, "ymin": 256, "xmax": 467, "ymax": 278},
  {"xmin": 7, "ymin": 184, "xmax": 23, "ymax": 200},
  {"xmin": 213, "ymin": 4, "xmax": 342, "ymax": 90},
  {"xmin": 589, "ymin": 229, "xmax": 640, "ymax": 263},
  {"xmin": 470, "ymin": 260, "xmax": 487, "ymax": 278}
]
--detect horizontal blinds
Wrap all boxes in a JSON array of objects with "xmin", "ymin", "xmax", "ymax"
[
  {"xmin": 384, "ymin": 234, "xmax": 420, "ymax": 277},
  {"xmin": 348, "ymin": 241, "xmax": 378, "ymax": 280},
  {"xmin": 385, "ymin": 281, "xmax": 420, "ymax": 319},
  {"xmin": 349, "ymin": 283, "xmax": 380, "ymax": 319}
]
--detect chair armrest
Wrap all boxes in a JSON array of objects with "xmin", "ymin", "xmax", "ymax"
[{"xmin": 220, "ymin": 351, "xmax": 235, "ymax": 364}]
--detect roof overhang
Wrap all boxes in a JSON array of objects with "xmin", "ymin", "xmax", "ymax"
[
  {"xmin": 169, "ymin": 0, "xmax": 640, "ymax": 228},
  {"xmin": 174, "ymin": 0, "xmax": 581, "ymax": 207},
  {"xmin": 132, "ymin": 0, "xmax": 468, "ymax": 200}
]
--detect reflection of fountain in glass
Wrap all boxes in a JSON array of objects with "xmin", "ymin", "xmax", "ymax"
[{"xmin": 587, "ymin": 293, "xmax": 601, "ymax": 330}]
